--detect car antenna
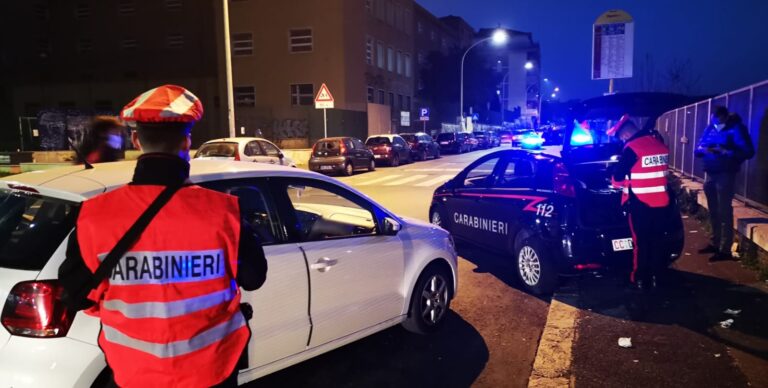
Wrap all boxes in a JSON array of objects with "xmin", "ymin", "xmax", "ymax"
[{"xmin": 69, "ymin": 138, "xmax": 94, "ymax": 170}]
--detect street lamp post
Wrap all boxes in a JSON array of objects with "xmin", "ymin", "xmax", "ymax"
[{"xmin": 460, "ymin": 29, "xmax": 508, "ymax": 131}]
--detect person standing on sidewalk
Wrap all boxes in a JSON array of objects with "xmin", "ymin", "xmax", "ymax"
[
  {"xmin": 609, "ymin": 115, "xmax": 673, "ymax": 290},
  {"xmin": 695, "ymin": 106, "xmax": 755, "ymax": 262},
  {"xmin": 59, "ymin": 85, "xmax": 267, "ymax": 387}
]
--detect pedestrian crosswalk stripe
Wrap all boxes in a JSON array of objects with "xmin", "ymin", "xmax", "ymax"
[
  {"xmin": 356, "ymin": 175, "xmax": 402, "ymax": 186},
  {"xmin": 404, "ymin": 168, "xmax": 462, "ymax": 172},
  {"xmin": 385, "ymin": 175, "xmax": 429, "ymax": 186},
  {"xmin": 415, "ymin": 175, "xmax": 455, "ymax": 187}
]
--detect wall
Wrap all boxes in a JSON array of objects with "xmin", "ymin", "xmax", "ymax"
[{"xmin": 367, "ymin": 103, "xmax": 392, "ymax": 136}]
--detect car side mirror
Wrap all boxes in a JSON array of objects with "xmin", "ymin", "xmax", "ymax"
[
  {"xmin": 278, "ymin": 152, "xmax": 284, "ymax": 159},
  {"xmin": 382, "ymin": 217, "xmax": 402, "ymax": 235}
]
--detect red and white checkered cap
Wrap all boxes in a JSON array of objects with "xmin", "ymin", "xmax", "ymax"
[{"xmin": 120, "ymin": 85, "xmax": 203, "ymax": 124}]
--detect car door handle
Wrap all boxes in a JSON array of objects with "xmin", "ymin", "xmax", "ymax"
[{"xmin": 309, "ymin": 257, "xmax": 338, "ymax": 272}]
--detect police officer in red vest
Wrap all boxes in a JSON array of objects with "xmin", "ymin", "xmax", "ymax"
[
  {"xmin": 609, "ymin": 114, "xmax": 672, "ymax": 290},
  {"xmin": 59, "ymin": 85, "xmax": 267, "ymax": 387}
]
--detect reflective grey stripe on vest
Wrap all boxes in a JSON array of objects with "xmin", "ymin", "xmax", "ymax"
[
  {"xmin": 102, "ymin": 312, "xmax": 246, "ymax": 358},
  {"xmin": 102, "ymin": 287, "xmax": 235, "ymax": 319}
]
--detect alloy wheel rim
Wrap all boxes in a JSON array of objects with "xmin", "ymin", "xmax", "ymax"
[
  {"xmin": 346, "ymin": 164, "xmax": 353, "ymax": 175},
  {"xmin": 518, "ymin": 246, "xmax": 541, "ymax": 286},
  {"xmin": 421, "ymin": 274, "xmax": 448, "ymax": 325},
  {"xmin": 431, "ymin": 211, "xmax": 441, "ymax": 226}
]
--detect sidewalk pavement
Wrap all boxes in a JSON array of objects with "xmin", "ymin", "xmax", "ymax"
[{"xmin": 570, "ymin": 217, "xmax": 768, "ymax": 387}]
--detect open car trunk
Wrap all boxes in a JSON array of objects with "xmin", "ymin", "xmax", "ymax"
[{"xmin": 563, "ymin": 144, "xmax": 626, "ymax": 228}]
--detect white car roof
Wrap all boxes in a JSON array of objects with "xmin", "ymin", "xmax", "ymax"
[
  {"xmin": 202, "ymin": 137, "xmax": 271, "ymax": 145},
  {"xmin": 0, "ymin": 160, "xmax": 337, "ymax": 200},
  {"xmin": 366, "ymin": 134, "xmax": 402, "ymax": 141}
]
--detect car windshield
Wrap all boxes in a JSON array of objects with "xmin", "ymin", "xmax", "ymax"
[
  {"xmin": 366, "ymin": 137, "xmax": 391, "ymax": 146},
  {"xmin": 0, "ymin": 190, "xmax": 79, "ymax": 270},
  {"xmin": 196, "ymin": 142, "xmax": 237, "ymax": 158},
  {"xmin": 437, "ymin": 133, "xmax": 455, "ymax": 141}
]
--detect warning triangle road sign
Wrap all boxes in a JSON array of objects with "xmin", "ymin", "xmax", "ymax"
[{"xmin": 315, "ymin": 83, "xmax": 335, "ymax": 109}]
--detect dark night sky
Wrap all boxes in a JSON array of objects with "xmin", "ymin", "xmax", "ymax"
[{"xmin": 418, "ymin": 0, "xmax": 768, "ymax": 100}]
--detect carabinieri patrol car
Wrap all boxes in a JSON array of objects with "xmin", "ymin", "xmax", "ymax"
[{"xmin": 429, "ymin": 135, "xmax": 684, "ymax": 294}]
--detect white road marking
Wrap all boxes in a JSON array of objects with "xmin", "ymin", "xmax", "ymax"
[
  {"xmin": 384, "ymin": 175, "xmax": 429, "ymax": 186},
  {"xmin": 404, "ymin": 168, "xmax": 462, "ymax": 172},
  {"xmin": 415, "ymin": 175, "xmax": 455, "ymax": 187},
  {"xmin": 528, "ymin": 290, "xmax": 579, "ymax": 388},
  {"xmin": 355, "ymin": 175, "xmax": 402, "ymax": 186}
]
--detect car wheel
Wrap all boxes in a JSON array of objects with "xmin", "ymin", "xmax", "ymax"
[
  {"xmin": 368, "ymin": 158, "xmax": 376, "ymax": 172},
  {"xmin": 429, "ymin": 206, "xmax": 446, "ymax": 229},
  {"xmin": 391, "ymin": 154, "xmax": 400, "ymax": 167},
  {"xmin": 515, "ymin": 237, "xmax": 558, "ymax": 295},
  {"xmin": 343, "ymin": 162, "xmax": 354, "ymax": 176},
  {"xmin": 402, "ymin": 264, "xmax": 452, "ymax": 334}
]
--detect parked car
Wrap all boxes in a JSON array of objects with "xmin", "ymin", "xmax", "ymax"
[
  {"xmin": 365, "ymin": 135, "xmax": 412, "ymax": 167},
  {"xmin": 487, "ymin": 131, "xmax": 501, "ymax": 147},
  {"xmin": 498, "ymin": 130, "xmax": 513, "ymax": 145},
  {"xmin": 465, "ymin": 133, "xmax": 479, "ymax": 151},
  {"xmin": 509, "ymin": 129, "xmax": 536, "ymax": 147},
  {"xmin": 309, "ymin": 137, "xmax": 375, "ymax": 176},
  {"xmin": 401, "ymin": 132, "xmax": 441, "ymax": 161},
  {"xmin": 436, "ymin": 132, "xmax": 471, "ymax": 154},
  {"xmin": 472, "ymin": 131, "xmax": 492, "ymax": 149},
  {"xmin": 0, "ymin": 160, "xmax": 458, "ymax": 386},
  {"xmin": 195, "ymin": 137, "xmax": 296, "ymax": 167}
]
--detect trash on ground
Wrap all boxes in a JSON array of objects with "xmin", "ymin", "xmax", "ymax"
[
  {"xmin": 684, "ymin": 252, "xmax": 692, "ymax": 256},
  {"xmin": 682, "ymin": 216, "xmax": 689, "ymax": 219},
  {"xmin": 689, "ymin": 230, "xmax": 699, "ymax": 233},
  {"xmin": 633, "ymin": 359, "xmax": 639, "ymax": 363},
  {"xmin": 714, "ymin": 353, "xmax": 722, "ymax": 358},
  {"xmin": 618, "ymin": 337, "xmax": 633, "ymax": 348},
  {"xmin": 719, "ymin": 319, "xmax": 734, "ymax": 329},
  {"xmin": 723, "ymin": 309, "xmax": 741, "ymax": 316}
]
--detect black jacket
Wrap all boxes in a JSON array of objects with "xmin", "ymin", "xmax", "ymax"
[
  {"xmin": 59, "ymin": 154, "xmax": 268, "ymax": 311},
  {"xmin": 694, "ymin": 114, "xmax": 755, "ymax": 173}
]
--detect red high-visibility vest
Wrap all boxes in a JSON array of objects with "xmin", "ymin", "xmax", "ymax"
[
  {"xmin": 620, "ymin": 135, "xmax": 670, "ymax": 208},
  {"xmin": 77, "ymin": 185, "xmax": 248, "ymax": 388}
]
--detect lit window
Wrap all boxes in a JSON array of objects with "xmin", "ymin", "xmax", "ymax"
[
  {"xmin": 290, "ymin": 84, "xmax": 314, "ymax": 106},
  {"xmin": 387, "ymin": 47, "xmax": 394, "ymax": 72},
  {"xmin": 377, "ymin": 42, "xmax": 385, "ymax": 68},
  {"xmin": 118, "ymin": 0, "xmax": 136, "ymax": 15},
  {"xmin": 396, "ymin": 51, "xmax": 403, "ymax": 75},
  {"xmin": 165, "ymin": 0, "xmax": 183, "ymax": 10},
  {"xmin": 404, "ymin": 53, "xmax": 412, "ymax": 78},
  {"xmin": 231, "ymin": 33, "xmax": 253, "ymax": 56},
  {"xmin": 167, "ymin": 34, "xmax": 184, "ymax": 49},
  {"xmin": 365, "ymin": 36, "xmax": 374, "ymax": 65},
  {"xmin": 74, "ymin": 3, "xmax": 90, "ymax": 19},
  {"xmin": 289, "ymin": 29, "xmax": 313, "ymax": 53},
  {"xmin": 234, "ymin": 86, "xmax": 255, "ymax": 107},
  {"xmin": 121, "ymin": 38, "xmax": 138, "ymax": 50}
]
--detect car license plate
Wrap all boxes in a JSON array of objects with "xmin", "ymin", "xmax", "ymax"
[
  {"xmin": 440, "ymin": 141, "xmax": 449, "ymax": 145},
  {"xmin": 374, "ymin": 155, "xmax": 383, "ymax": 158},
  {"xmin": 612, "ymin": 238, "xmax": 633, "ymax": 251},
  {"xmin": 320, "ymin": 165, "xmax": 333, "ymax": 171}
]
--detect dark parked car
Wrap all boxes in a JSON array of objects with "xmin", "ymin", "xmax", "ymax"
[
  {"xmin": 473, "ymin": 131, "xmax": 493, "ymax": 149},
  {"xmin": 430, "ymin": 148, "xmax": 684, "ymax": 294},
  {"xmin": 402, "ymin": 132, "xmax": 441, "ymax": 161},
  {"xmin": 365, "ymin": 135, "xmax": 412, "ymax": 167},
  {"xmin": 437, "ymin": 132, "xmax": 471, "ymax": 154},
  {"xmin": 309, "ymin": 137, "xmax": 375, "ymax": 176}
]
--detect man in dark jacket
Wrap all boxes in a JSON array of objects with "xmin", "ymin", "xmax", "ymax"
[{"xmin": 695, "ymin": 106, "xmax": 755, "ymax": 261}]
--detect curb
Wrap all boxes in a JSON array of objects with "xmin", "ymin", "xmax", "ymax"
[{"xmin": 528, "ymin": 284, "xmax": 580, "ymax": 388}]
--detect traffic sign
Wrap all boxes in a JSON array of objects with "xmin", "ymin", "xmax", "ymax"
[
  {"xmin": 419, "ymin": 107, "xmax": 430, "ymax": 121},
  {"xmin": 314, "ymin": 83, "xmax": 335, "ymax": 109}
]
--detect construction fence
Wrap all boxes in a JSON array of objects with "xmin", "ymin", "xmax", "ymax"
[{"xmin": 656, "ymin": 80, "xmax": 768, "ymax": 211}]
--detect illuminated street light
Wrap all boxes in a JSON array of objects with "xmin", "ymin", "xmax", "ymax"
[
  {"xmin": 543, "ymin": 78, "xmax": 549, "ymax": 82},
  {"xmin": 460, "ymin": 28, "xmax": 509, "ymax": 129},
  {"xmin": 554, "ymin": 86, "xmax": 560, "ymax": 92},
  {"xmin": 551, "ymin": 93, "xmax": 557, "ymax": 98},
  {"xmin": 524, "ymin": 61, "xmax": 534, "ymax": 70}
]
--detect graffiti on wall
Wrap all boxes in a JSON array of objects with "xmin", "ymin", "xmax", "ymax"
[{"xmin": 273, "ymin": 119, "xmax": 309, "ymax": 139}]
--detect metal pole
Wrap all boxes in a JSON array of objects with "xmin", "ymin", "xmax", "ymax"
[
  {"xmin": 609, "ymin": 78, "xmax": 614, "ymax": 94},
  {"xmin": 17, "ymin": 117, "xmax": 24, "ymax": 151},
  {"xmin": 222, "ymin": 0, "xmax": 236, "ymax": 138},
  {"xmin": 323, "ymin": 108, "xmax": 328, "ymax": 138},
  {"xmin": 460, "ymin": 38, "xmax": 490, "ymax": 132}
]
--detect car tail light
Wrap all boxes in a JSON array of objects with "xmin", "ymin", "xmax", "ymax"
[
  {"xmin": 339, "ymin": 141, "xmax": 347, "ymax": 154},
  {"xmin": 575, "ymin": 263, "xmax": 602, "ymax": 270},
  {"xmin": 233, "ymin": 147, "xmax": 241, "ymax": 161},
  {"xmin": 553, "ymin": 162, "xmax": 576, "ymax": 198},
  {"xmin": 1, "ymin": 280, "xmax": 73, "ymax": 338}
]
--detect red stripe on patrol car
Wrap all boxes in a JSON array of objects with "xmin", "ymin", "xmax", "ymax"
[{"xmin": 457, "ymin": 193, "xmax": 548, "ymax": 212}]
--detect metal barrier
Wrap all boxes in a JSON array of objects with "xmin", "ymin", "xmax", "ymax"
[{"xmin": 656, "ymin": 80, "xmax": 768, "ymax": 211}]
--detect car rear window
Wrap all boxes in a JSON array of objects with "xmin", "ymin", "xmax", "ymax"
[
  {"xmin": 366, "ymin": 137, "xmax": 391, "ymax": 146},
  {"xmin": 313, "ymin": 140, "xmax": 343, "ymax": 156},
  {"xmin": 437, "ymin": 133, "xmax": 455, "ymax": 141},
  {"xmin": 196, "ymin": 142, "xmax": 238, "ymax": 158},
  {"xmin": 0, "ymin": 190, "xmax": 79, "ymax": 270}
]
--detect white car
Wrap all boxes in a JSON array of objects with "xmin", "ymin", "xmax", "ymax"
[
  {"xmin": 195, "ymin": 137, "xmax": 296, "ymax": 167},
  {"xmin": 0, "ymin": 161, "xmax": 457, "ymax": 387}
]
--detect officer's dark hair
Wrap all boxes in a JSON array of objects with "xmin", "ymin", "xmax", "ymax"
[
  {"xmin": 135, "ymin": 122, "xmax": 192, "ymax": 153},
  {"xmin": 713, "ymin": 106, "xmax": 729, "ymax": 120}
]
